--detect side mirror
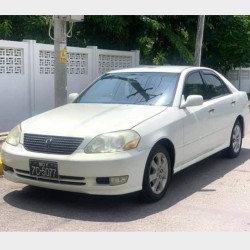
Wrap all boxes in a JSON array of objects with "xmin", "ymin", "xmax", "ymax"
[
  {"xmin": 181, "ymin": 95, "xmax": 203, "ymax": 108},
  {"xmin": 67, "ymin": 93, "xmax": 79, "ymax": 103}
]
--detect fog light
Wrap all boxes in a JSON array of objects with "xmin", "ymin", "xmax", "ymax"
[
  {"xmin": 3, "ymin": 165, "xmax": 14, "ymax": 172},
  {"xmin": 96, "ymin": 177, "xmax": 110, "ymax": 184},
  {"xmin": 109, "ymin": 175, "xmax": 129, "ymax": 186}
]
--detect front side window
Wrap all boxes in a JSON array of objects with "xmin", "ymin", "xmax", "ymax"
[
  {"xmin": 202, "ymin": 74, "xmax": 231, "ymax": 99},
  {"xmin": 75, "ymin": 72, "xmax": 180, "ymax": 106},
  {"xmin": 183, "ymin": 72, "xmax": 207, "ymax": 100}
]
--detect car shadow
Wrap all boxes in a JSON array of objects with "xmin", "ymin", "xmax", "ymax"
[{"xmin": 3, "ymin": 148, "xmax": 250, "ymax": 222}]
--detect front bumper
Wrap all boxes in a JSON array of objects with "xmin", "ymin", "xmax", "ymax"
[{"xmin": 1, "ymin": 142, "xmax": 150, "ymax": 195}]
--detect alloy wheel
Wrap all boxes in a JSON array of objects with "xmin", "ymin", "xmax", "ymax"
[
  {"xmin": 232, "ymin": 124, "xmax": 242, "ymax": 154},
  {"xmin": 149, "ymin": 152, "xmax": 169, "ymax": 194}
]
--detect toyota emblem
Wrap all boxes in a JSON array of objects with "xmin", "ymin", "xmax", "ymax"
[{"xmin": 45, "ymin": 138, "xmax": 53, "ymax": 149}]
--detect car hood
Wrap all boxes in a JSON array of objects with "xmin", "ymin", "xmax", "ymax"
[{"xmin": 21, "ymin": 103, "xmax": 167, "ymax": 138}]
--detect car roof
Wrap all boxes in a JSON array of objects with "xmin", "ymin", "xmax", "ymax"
[{"xmin": 108, "ymin": 65, "xmax": 196, "ymax": 74}]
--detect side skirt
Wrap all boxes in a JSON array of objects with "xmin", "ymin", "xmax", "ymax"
[{"xmin": 173, "ymin": 142, "xmax": 229, "ymax": 174}]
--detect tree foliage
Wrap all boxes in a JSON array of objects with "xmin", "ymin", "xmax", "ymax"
[
  {"xmin": 203, "ymin": 15, "xmax": 250, "ymax": 73},
  {"xmin": 0, "ymin": 15, "xmax": 250, "ymax": 73},
  {"xmin": 0, "ymin": 16, "xmax": 51, "ymax": 43}
]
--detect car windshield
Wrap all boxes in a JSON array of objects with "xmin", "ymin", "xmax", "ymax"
[{"xmin": 75, "ymin": 72, "xmax": 180, "ymax": 106}]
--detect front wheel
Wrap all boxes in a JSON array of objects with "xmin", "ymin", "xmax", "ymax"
[
  {"xmin": 141, "ymin": 145, "xmax": 172, "ymax": 202},
  {"xmin": 222, "ymin": 120, "xmax": 242, "ymax": 158}
]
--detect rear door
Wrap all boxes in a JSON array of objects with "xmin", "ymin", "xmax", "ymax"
[{"xmin": 200, "ymin": 70, "xmax": 236, "ymax": 147}]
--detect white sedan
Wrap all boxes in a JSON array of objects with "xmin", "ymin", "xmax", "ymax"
[{"xmin": 1, "ymin": 66, "xmax": 250, "ymax": 202}]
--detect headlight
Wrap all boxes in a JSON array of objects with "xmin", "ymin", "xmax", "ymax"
[
  {"xmin": 6, "ymin": 124, "xmax": 21, "ymax": 146},
  {"xmin": 85, "ymin": 130, "xmax": 140, "ymax": 153}
]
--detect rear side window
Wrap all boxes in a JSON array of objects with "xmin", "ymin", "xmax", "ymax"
[
  {"xmin": 202, "ymin": 74, "xmax": 231, "ymax": 99},
  {"xmin": 183, "ymin": 72, "xmax": 207, "ymax": 100}
]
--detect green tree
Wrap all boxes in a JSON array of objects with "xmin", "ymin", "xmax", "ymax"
[
  {"xmin": 0, "ymin": 16, "xmax": 52, "ymax": 43},
  {"xmin": 203, "ymin": 15, "xmax": 250, "ymax": 73},
  {"xmin": 75, "ymin": 15, "xmax": 197, "ymax": 66},
  {"xmin": 137, "ymin": 16, "xmax": 196, "ymax": 65},
  {"xmin": 1, "ymin": 15, "xmax": 250, "ymax": 74}
]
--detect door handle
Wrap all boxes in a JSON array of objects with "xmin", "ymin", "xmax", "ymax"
[
  {"xmin": 208, "ymin": 108, "xmax": 215, "ymax": 113},
  {"xmin": 231, "ymin": 101, "xmax": 236, "ymax": 105}
]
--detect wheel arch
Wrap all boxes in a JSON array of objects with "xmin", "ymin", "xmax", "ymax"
[
  {"xmin": 153, "ymin": 138, "xmax": 175, "ymax": 170},
  {"xmin": 236, "ymin": 115, "xmax": 244, "ymax": 138}
]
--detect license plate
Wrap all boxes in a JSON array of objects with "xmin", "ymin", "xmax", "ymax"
[{"xmin": 29, "ymin": 160, "xmax": 58, "ymax": 179}]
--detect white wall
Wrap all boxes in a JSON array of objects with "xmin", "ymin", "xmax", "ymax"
[
  {"xmin": 0, "ymin": 40, "xmax": 140, "ymax": 132},
  {"xmin": 0, "ymin": 41, "xmax": 31, "ymax": 132},
  {"xmin": 226, "ymin": 68, "xmax": 250, "ymax": 93}
]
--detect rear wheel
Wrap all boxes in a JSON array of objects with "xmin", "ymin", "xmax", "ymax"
[
  {"xmin": 141, "ymin": 145, "xmax": 172, "ymax": 202},
  {"xmin": 222, "ymin": 120, "xmax": 242, "ymax": 158}
]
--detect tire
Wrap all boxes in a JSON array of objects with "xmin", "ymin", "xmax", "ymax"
[
  {"xmin": 222, "ymin": 120, "xmax": 242, "ymax": 158},
  {"xmin": 141, "ymin": 144, "xmax": 172, "ymax": 202}
]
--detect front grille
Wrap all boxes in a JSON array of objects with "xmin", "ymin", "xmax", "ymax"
[
  {"xmin": 15, "ymin": 169, "xmax": 86, "ymax": 186},
  {"xmin": 24, "ymin": 133, "xmax": 83, "ymax": 155}
]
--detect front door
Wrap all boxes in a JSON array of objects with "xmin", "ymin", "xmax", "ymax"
[{"xmin": 181, "ymin": 71, "xmax": 215, "ymax": 163}]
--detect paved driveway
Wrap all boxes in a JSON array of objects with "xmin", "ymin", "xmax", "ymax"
[{"xmin": 0, "ymin": 131, "xmax": 250, "ymax": 231}]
